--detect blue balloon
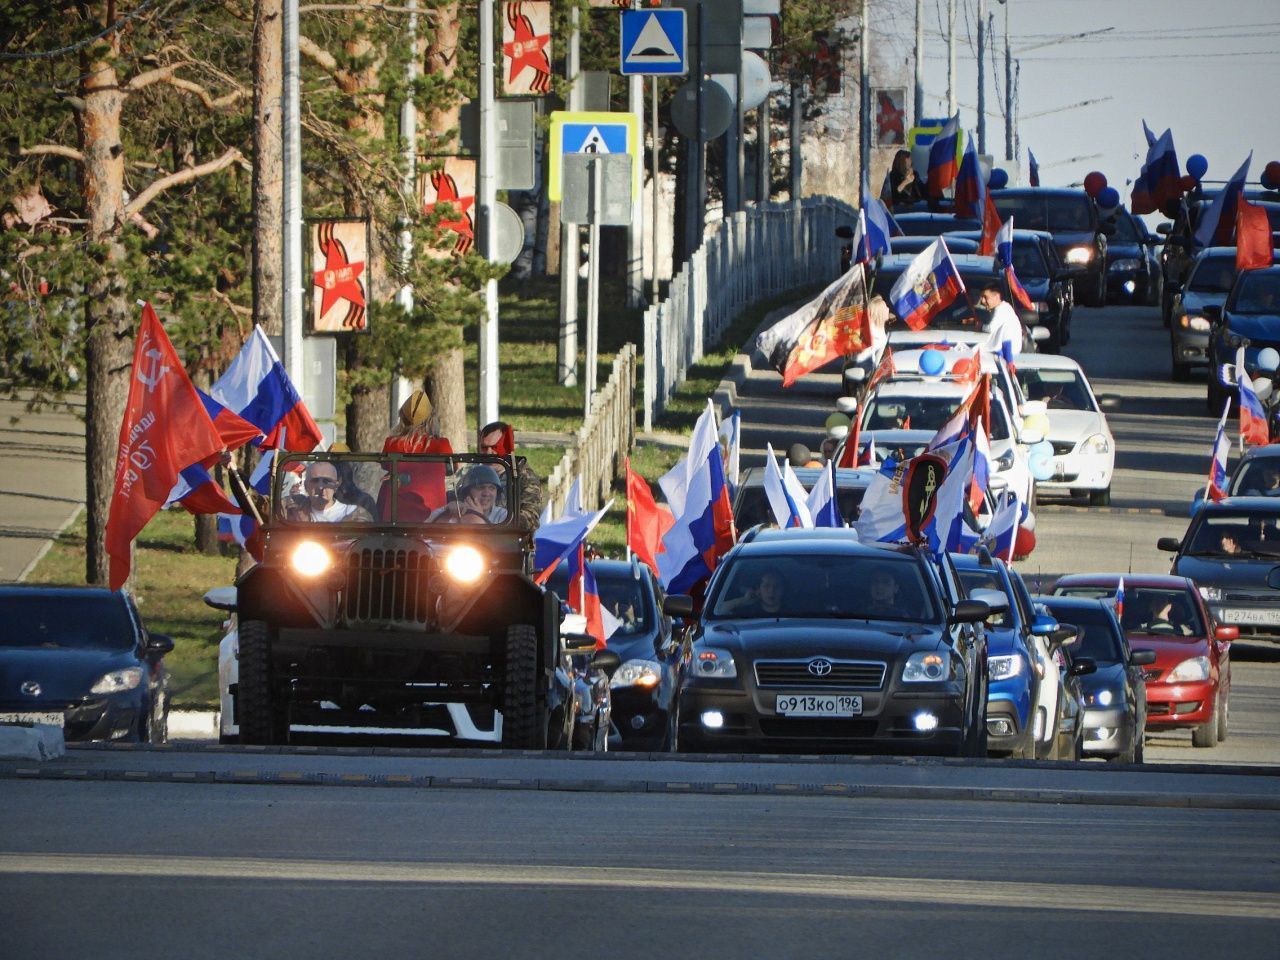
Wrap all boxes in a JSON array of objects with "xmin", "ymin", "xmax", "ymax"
[
  {"xmin": 1187, "ymin": 154, "xmax": 1208, "ymax": 180},
  {"xmin": 988, "ymin": 168, "xmax": 1009, "ymax": 189},
  {"xmin": 1029, "ymin": 453, "xmax": 1055, "ymax": 482},
  {"xmin": 1030, "ymin": 439, "xmax": 1054, "ymax": 460},
  {"xmin": 919, "ymin": 350, "xmax": 946, "ymax": 376},
  {"xmin": 1097, "ymin": 186, "xmax": 1120, "ymax": 210}
]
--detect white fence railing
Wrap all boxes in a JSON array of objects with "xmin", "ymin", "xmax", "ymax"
[{"xmin": 642, "ymin": 196, "xmax": 856, "ymax": 430}]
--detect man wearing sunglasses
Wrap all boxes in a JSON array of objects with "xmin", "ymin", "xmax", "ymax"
[
  {"xmin": 478, "ymin": 420, "xmax": 543, "ymax": 531},
  {"xmin": 288, "ymin": 460, "xmax": 371, "ymax": 523}
]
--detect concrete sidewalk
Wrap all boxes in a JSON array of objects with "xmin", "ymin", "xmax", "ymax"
[{"xmin": 0, "ymin": 393, "xmax": 85, "ymax": 582}]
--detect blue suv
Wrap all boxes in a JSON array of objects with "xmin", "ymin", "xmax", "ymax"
[{"xmin": 954, "ymin": 553, "xmax": 1043, "ymax": 759}]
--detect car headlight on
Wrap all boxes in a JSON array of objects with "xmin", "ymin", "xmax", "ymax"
[
  {"xmin": 444, "ymin": 544, "xmax": 486, "ymax": 583},
  {"xmin": 1179, "ymin": 315, "xmax": 1211, "ymax": 332},
  {"xmin": 1085, "ymin": 688, "xmax": 1115, "ymax": 707},
  {"xmin": 611, "ymin": 659, "xmax": 662, "ymax": 689},
  {"xmin": 1167, "ymin": 656, "xmax": 1211, "ymax": 683},
  {"xmin": 1108, "ymin": 258, "xmax": 1139, "ymax": 272},
  {"xmin": 90, "ymin": 667, "xmax": 143, "ymax": 695},
  {"xmin": 1082, "ymin": 433, "xmax": 1110, "ymax": 455},
  {"xmin": 694, "ymin": 647, "xmax": 737, "ymax": 678},
  {"xmin": 1065, "ymin": 246, "xmax": 1094, "ymax": 265},
  {"xmin": 290, "ymin": 540, "xmax": 332, "ymax": 578},
  {"xmin": 903, "ymin": 651, "xmax": 950, "ymax": 682},
  {"xmin": 1198, "ymin": 585, "xmax": 1222, "ymax": 602},
  {"xmin": 988, "ymin": 654, "xmax": 1023, "ymax": 681}
]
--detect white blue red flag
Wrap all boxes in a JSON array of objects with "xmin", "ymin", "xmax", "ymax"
[
  {"xmin": 866, "ymin": 197, "xmax": 900, "ymax": 252},
  {"xmin": 1239, "ymin": 368, "xmax": 1269, "ymax": 447},
  {"xmin": 1195, "ymin": 153, "xmax": 1252, "ymax": 249},
  {"xmin": 953, "ymin": 135, "xmax": 985, "ymax": 220},
  {"xmin": 763, "ymin": 443, "xmax": 812, "ymax": 529},
  {"xmin": 995, "ymin": 217, "xmax": 1035, "ymax": 311},
  {"xmin": 1206, "ymin": 400, "xmax": 1231, "ymax": 502},
  {"xmin": 658, "ymin": 401, "xmax": 736, "ymax": 594},
  {"xmin": 534, "ymin": 501, "xmax": 611, "ymax": 583},
  {"xmin": 852, "ymin": 209, "xmax": 873, "ymax": 265},
  {"xmin": 926, "ymin": 114, "xmax": 961, "ymax": 201},
  {"xmin": 889, "ymin": 238, "xmax": 966, "ymax": 331},
  {"xmin": 209, "ymin": 326, "xmax": 324, "ymax": 452},
  {"xmin": 806, "ymin": 461, "xmax": 841, "ymax": 528},
  {"xmin": 164, "ymin": 463, "xmax": 241, "ymax": 516},
  {"xmin": 718, "ymin": 409, "xmax": 742, "ymax": 489},
  {"xmin": 1131, "ymin": 127, "xmax": 1182, "ymax": 217},
  {"xmin": 1114, "ymin": 576, "xmax": 1125, "ymax": 620}
]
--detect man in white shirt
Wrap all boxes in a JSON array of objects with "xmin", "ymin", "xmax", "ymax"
[
  {"xmin": 978, "ymin": 283, "xmax": 1025, "ymax": 360},
  {"xmin": 292, "ymin": 460, "xmax": 369, "ymax": 522}
]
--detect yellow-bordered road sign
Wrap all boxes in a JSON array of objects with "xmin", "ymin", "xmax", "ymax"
[{"xmin": 548, "ymin": 110, "xmax": 641, "ymax": 203}]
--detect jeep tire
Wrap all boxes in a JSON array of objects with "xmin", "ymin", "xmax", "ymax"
[
  {"xmin": 238, "ymin": 619, "xmax": 287, "ymax": 745},
  {"xmin": 501, "ymin": 624, "xmax": 547, "ymax": 749}
]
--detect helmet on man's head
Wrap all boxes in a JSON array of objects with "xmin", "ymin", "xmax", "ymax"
[{"xmin": 458, "ymin": 464, "xmax": 503, "ymax": 495}]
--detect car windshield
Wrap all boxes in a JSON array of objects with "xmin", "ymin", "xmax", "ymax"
[
  {"xmin": 1188, "ymin": 257, "xmax": 1235, "ymax": 294},
  {"xmin": 1042, "ymin": 603, "xmax": 1124, "ymax": 663},
  {"xmin": 1121, "ymin": 587, "xmax": 1204, "ymax": 637},
  {"xmin": 708, "ymin": 555, "xmax": 937, "ymax": 622},
  {"xmin": 1232, "ymin": 273, "xmax": 1280, "ymax": 314},
  {"xmin": 1230, "ymin": 459, "xmax": 1280, "ymax": 496},
  {"xmin": 735, "ymin": 486, "xmax": 866, "ymax": 529},
  {"xmin": 546, "ymin": 567, "xmax": 651, "ymax": 637},
  {"xmin": 0, "ymin": 595, "xmax": 135, "ymax": 650},
  {"xmin": 897, "ymin": 217, "xmax": 979, "ymax": 237},
  {"xmin": 1011, "ymin": 243, "xmax": 1049, "ymax": 279},
  {"xmin": 275, "ymin": 453, "xmax": 517, "ymax": 527},
  {"xmin": 1109, "ymin": 212, "xmax": 1144, "ymax": 243},
  {"xmin": 1184, "ymin": 511, "xmax": 1280, "ymax": 559},
  {"xmin": 994, "ymin": 194, "xmax": 1094, "ymax": 232},
  {"xmin": 864, "ymin": 393, "xmax": 1011, "ymax": 441},
  {"xmin": 1015, "ymin": 367, "xmax": 1096, "ymax": 411},
  {"xmin": 956, "ymin": 570, "xmax": 1012, "ymax": 627}
]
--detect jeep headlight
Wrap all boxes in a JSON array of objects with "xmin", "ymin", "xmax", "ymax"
[
  {"xmin": 1179, "ymin": 315, "xmax": 1211, "ymax": 332},
  {"xmin": 1065, "ymin": 246, "xmax": 1094, "ymax": 265},
  {"xmin": 611, "ymin": 659, "xmax": 662, "ymax": 689},
  {"xmin": 1167, "ymin": 656, "xmax": 1211, "ymax": 683},
  {"xmin": 444, "ymin": 544, "xmax": 485, "ymax": 583},
  {"xmin": 903, "ymin": 651, "xmax": 950, "ymax": 682},
  {"xmin": 90, "ymin": 667, "xmax": 143, "ymax": 695},
  {"xmin": 988, "ymin": 654, "xmax": 1022, "ymax": 681},
  {"xmin": 291, "ymin": 540, "xmax": 332, "ymax": 578},
  {"xmin": 1082, "ymin": 433, "xmax": 1110, "ymax": 455},
  {"xmin": 694, "ymin": 647, "xmax": 737, "ymax": 679}
]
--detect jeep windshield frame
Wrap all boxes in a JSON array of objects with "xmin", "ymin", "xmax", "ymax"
[{"xmin": 272, "ymin": 452, "xmax": 520, "ymax": 529}]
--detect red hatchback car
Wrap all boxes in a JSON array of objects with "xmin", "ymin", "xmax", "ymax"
[{"xmin": 1051, "ymin": 574, "xmax": 1234, "ymax": 748}]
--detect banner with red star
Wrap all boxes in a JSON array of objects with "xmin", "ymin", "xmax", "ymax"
[
  {"xmin": 419, "ymin": 156, "xmax": 477, "ymax": 258},
  {"xmin": 502, "ymin": 1, "xmax": 552, "ymax": 96},
  {"xmin": 875, "ymin": 88, "xmax": 906, "ymax": 146},
  {"xmin": 309, "ymin": 219, "xmax": 369, "ymax": 333}
]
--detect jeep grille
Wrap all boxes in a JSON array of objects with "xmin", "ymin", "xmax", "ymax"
[{"xmin": 344, "ymin": 546, "xmax": 432, "ymax": 625}]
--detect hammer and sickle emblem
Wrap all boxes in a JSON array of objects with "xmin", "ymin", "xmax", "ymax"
[
  {"xmin": 920, "ymin": 466, "xmax": 937, "ymax": 521},
  {"xmin": 136, "ymin": 345, "xmax": 171, "ymax": 394}
]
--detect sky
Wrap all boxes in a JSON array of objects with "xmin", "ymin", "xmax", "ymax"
[{"xmin": 871, "ymin": 0, "xmax": 1280, "ymax": 214}]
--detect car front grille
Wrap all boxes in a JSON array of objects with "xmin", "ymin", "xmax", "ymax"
[
  {"xmin": 754, "ymin": 659, "xmax": 887, "ymax": 689},
  {"xmin": 343, "ymin": 544, "xmax": 433, "ymax": 625},
  {"xmin": 758, "ymin": 718, "xmax": 879, "ymax": 738},
  {"xmin": 1051, "ymin": 440, "xmax": 1076, "ymax": 456},
  {"xmin": 1223, "ymin": 591, "xmax": 1278, "ymax": 604}
]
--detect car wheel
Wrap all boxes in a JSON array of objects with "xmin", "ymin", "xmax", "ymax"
[
  {"xmin": 501, "ymin": 624, "xmax": 548, "ymax": 750},
  {"xmin": 1134, "ymin": 730, "xmax": 1145, "ymax": 764},
  {"xmin": 148, "ymin": 689, "xmax": 169, "ymax": 745},
  {"xmin": 1106, "ymin": 724, "xmax": 1136, "ymax": 763},
  {"xmin": 1089, "ymin": 486, "xmax": 1111, "ymax": 507},
  {"xmin": 1216, "ymin": 688, "xmax": 1229, "ymax": 743},
  {"xmin": 1192, "ymin": 693, "xmax": 1219, "ymax": 748},
  {"xmin": 238, "ymin": 619, "xmax": 286, "ymax": 746}
]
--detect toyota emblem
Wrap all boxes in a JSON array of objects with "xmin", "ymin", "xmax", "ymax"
[
  {"xmin": 19, "ymin": 681, "xmax": 41, "ymax": 697},
  {"xmin": 808, "ymin": 659, "xmax": 833, "ymax": 677}
]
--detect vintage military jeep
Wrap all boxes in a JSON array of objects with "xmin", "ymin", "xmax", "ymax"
[{"xmin": 234, "ymin": 451, "xmax": 568, "ymax": 748}]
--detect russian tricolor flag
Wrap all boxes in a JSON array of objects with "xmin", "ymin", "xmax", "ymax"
[
  {"xmin": 995, "ymin": 217, "xmax": 1035, "ymax": 311},
  {"xmin": 1240, "ymin": 368, "xmax": 1269, "ymax": 447},
  {"xmin": 1114, "ymin": 576, "xmax": 1125, "ymax": 620},
  {"xmin": 806, "ymin": 460, "xmax": 841, "ymax": 528},
  {"xmin": 763, "ymin": 443, "xmax": 812, "ymax": 528},
  {"xmin": 1207, "ymin": 400, "xmax": 1231, "ymax": 501},
  {"xmin": 889, "ymin": 238, "xmax": 966, "ymax": 331},
  {"xmin": 1195, "ymin": 153, "xmax": 1252, "ymax": 250},
  {"xmin": 953, "ymin": 135, "xmax": 985, "ymax": 219},
  {"xmin": 165, "ymin": 462, "xmax": 241, "ymax": 516},
  {"xmin": 926, "ymin": 114, "xmax": 961, "ymax": 201},
  {"xmin": 210, "ymin": 327, "xmax": 324, "ymax": 452},
  {"xmin": 534, "ymin": 501, "xmax": 611, "ymax": 583}
]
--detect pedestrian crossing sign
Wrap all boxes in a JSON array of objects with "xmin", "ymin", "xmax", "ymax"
[
  {"xmin": 620, "ymin": 8, "xmax": 687, "ymax": 76},
  {"xmin": 548, "ymin": 111, "xmax": 641, "ymax": 202}
]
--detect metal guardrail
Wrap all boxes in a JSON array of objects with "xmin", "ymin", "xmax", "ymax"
[
  {"xmin": 642, "ymin": 197, "xmax": 856, "ymax": 431},
  {"xmin": 544, "ymin": 343, "xmax": 637, "ymax": 514}
]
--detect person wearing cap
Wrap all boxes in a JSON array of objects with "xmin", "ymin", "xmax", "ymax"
[
  {"xmin": 429, "ymin": 464, "xmax": 510, "ymax": 524},
  {"xmin": 478, "ymin": 420, "xmax": 543, "ymax": 531},
  {"xmin": 381, "ymin": 389, "xmax": 453, "ymax": 521}
]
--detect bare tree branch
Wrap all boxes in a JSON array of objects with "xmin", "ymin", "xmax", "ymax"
[
  {"xmin": 125, "ymin": 147, "xmax": 243, "ymax": 216},
  {"xmin": 298, "ymin": 33, "xmax": 343, "ymax": 80},
  {"xmin": 19, "ymin": 144, "xmax": 85, "ymax": 163},
  {"xmin": 124, "ymin": 61, "xmax": 193, "ymax": 93},
  {"xmin": 160, "ymin": 74, "xmax": 247, "ymax": 110}
]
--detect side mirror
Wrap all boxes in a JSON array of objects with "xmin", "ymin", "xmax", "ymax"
[
  {"xmin": 590, "ymin": 648, "xmax": 623, "ymax": 678},
  {"xmin": 1020, "ymin": 400, "xmax": 1048, "ymax": 417},
  {"xmin": 968, "ymin": 588, "xmax": 1010, "ymax": 615},
  {"xmin": 1214, "ymin": 625, "xmax": 1239, "ymax": 642},
  {"xmin": 1156, "ymin": 222, "xmax": 1172, "ymax": 235},
  {"xmin": 1068, "ymin": 656, "xmax": 1097, "ymax": 677},
  {"xmin": 843, "ymin": 367, "xmax": 868, "ymax": 385},
  {"xmin": 1129, "ymin": 648, "xmax": 1157, "ymax": 666},
  {"xmin": 563, "ymin": 632, "xmax": 598, "ymax": 652},
  {"xmin": 836, "ymin": 224, "xmax": 855, "ymax": 239},
  {"xmin": 662, "ymin": 595, "xmax": 695, "ymax": 618},
  {"xmin": 146, "ymin": 633, "xmax": 175, "ymax": 656},
  {"xmin": 1029, "ymin": 613, "xmax": 1058, "ymax": 637},
  {"xmin": 951, "ymin": 599, "xmax": 992, "ymax": 624},
  {"xmin": 202, "ymin": 587, "xmax": 237, "ymax": 612},
  {"xmin": 1049, "ymin": 625, "xmax": 1080, "ymax": 649},
  {"xmin": 835, "ymin": 396, "xmax": 860, "ymax": 415},
  {"xmin": 1030, "ymin": 326, "xmax": 1051, "ymax": 343},
  {"xmin": 1156, "ymin": 536, "xmax": 1181, "ymax": 553}
]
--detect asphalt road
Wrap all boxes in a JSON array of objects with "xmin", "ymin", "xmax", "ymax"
[{"xmin": 2, "ymin": 778, "xmax": 1278, "ymax": 959}]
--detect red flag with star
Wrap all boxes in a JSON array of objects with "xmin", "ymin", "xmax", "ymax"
[
  {"xmin": 312, "ymin": 220, "xmax": 367, "ymax": 330},
  {"xmin": 502, "ymin": 2, "xmax": 552, "ymax": 95}
]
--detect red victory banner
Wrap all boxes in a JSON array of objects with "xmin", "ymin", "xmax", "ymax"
[
  {"xmin": 310, "ymin": 219, "xmax": 368, "ymax": 333},
  {"xmin": 502, "ymin": 1, "xmax": 552, "ymax": 96},
  {"xmin": 420, "ymin": 157, "xmax": 477, "ymax": 257},
  {"xmin": 105, "ymin": 303, "xmax": 225, "ymax": 589},
  {"xmin": 875, "ymin": 88, "xmax": 906, "ymax": 146}
]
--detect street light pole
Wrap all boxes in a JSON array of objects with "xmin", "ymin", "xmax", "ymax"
[
  {"xmin": 1003, "ymin": 0, "xmax": 1013, "ymax": 162},
  {"xmin": 913, "ymin": 0, "xmax": 924, "ymax": 126},
  {"xmin": 859, "ymin": 0, "xmax": 870, "ymax": 208},
  {"xmin": 282, "ymin": 0, "xmax": 303, "ymax": 393},
  {"xmin": 976, "ymin": 0, "xmax": 986, "ymax": 155},
  {"xmin": 477, "ymin": 0, "xmax": 499, "ymax": 425},
  {"xmin": 947, "ymin": 0, "xmax": 957, "ymax": 118}
]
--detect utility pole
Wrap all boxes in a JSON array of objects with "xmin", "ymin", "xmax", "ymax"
[
  {"xmin": 683, "ymin": 3, "xmax": 707, "ymax": 260},
  {"xmin": 976, "ymin": 0, "xmax": 986, "ymax": 155},
  {"xmin": 789, "ymin": 80, "xmax": 802, "ymax": 199},
  {"xmin": 282, "ymin": 0, "xmax": 303, "ymax": 392},
  {"xmin": 477, "ymin": 0, "xmax": 499, "ymax": 425},
  {"xmin": 913, "ymin": 0, "xmax": 924, "ymax": 126},
  {"xmin": 756, "ymin": 94, "xmax": 770, "ymax": 203},
  {"xmin": 858, "ymin": 0, "xmax": 870, "ymax": 208},
  {"xmin": 1003, "ymin": 0, "xmax": 1013, "ymax": 161},
  {"xmin": 557, "ymin": 5, "xmax": 580, "ymax": 386},
  {"xmin": 627, "ymin": 74, "xmax": 645, "ymax": 307},
  {"xmin": 394, "ymin": 0, "xmax": 418, "ymax": 421},
  {"xmin": 947, "ymin": 0, "xmax": 957, "ymax": 119}
]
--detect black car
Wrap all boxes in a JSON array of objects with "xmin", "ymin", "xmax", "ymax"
[
  {"xmin": 1168, "ymin": 247, "xmax": 1235, "ymax": 382},
  {"xmin": 1225, "ymin": 443, "xmax": 1280, "ymax": 497},
  {"xmin": 1036, "ymin": 596, "xmax": 1150, "ymax": 763},
  {"xmin": 888, "ymin": 235, "xmax": 980, "ymax": 256},
  {"xmin": 991, "ymin": 188, "xmax": 1109, "ymax": 307},
  {"xmin": 1101, "ymin": 206, "xmax": 1162, "ymax": 306},
  {"xmin": 0, "ymin": 586, "xmax": 172, "ymax": 742},
  {"xmin": 1206, "ymin": 265, "xmax": 1280, "ymax": 414},
  {"xmin": 548, "ymin": 558, "xmax": 683, "ymax": 751},
  {"xmin": 894, "ymin": 211, "xmax": 981, "ymax": 237},
  {"xmin": 1158, "ymin": 497, "xmax": 1280, "ymax": 642},
  {"xmin": 671, "ymin": 528, "xmax": 990, "ymax": 756}
]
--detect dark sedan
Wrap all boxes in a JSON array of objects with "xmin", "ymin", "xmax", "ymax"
[
  {"xmin": 1102, "ymin": 207, "xmax": 1162, "ymax": 306},
  {"xmin": 1037, "ymin": 594, "xmax": 1151, "ymax": 763},
  {"xmin": 1158, "ymin": 497, "xmax": 1280, "ymax": 643},
  {"xmin": 1207, "ymin": 265, "xmax": 1280, "ymax": 414},
  {"xmin": 1168, "ymin": 247, "xmax": 1235, "ymax": 382},
  {"xmin": 894, "ymin": 211, "xmax": 981, "ymax": 237},
  {"xmin": 0, "ymin": 586, "xmax": 172, "ymax": 742},
  {"xmin": 672, "ymin": 529, "xmax": 990, "ymax": 756},
  {"xmin": 991, "ymin": 188, "xmax": 1108, "ymax": 307}
]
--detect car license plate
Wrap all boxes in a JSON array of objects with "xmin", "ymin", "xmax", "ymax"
[
  {"xmin": 1220, "ymin": 608, "xmax": 1280, "ymax": 626},
  {"xmin": 0, "ymin": 712, "xmax": 65, "ymax": 728},
  {"xmin": 775, "ymin": 694, "xmax": 862, "ymax": 717}
]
